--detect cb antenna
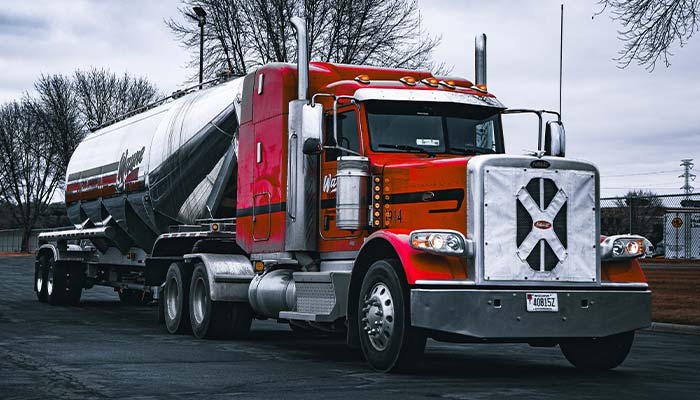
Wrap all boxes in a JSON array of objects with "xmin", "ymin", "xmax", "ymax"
[{"xmin": 559, "ymin": 3, "xmax": 564, "ymax": 120}]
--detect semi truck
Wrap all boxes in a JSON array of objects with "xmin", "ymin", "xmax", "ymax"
[{"xmin": 34, "ymin": 17, "xmax": 651, "ymax": 372}]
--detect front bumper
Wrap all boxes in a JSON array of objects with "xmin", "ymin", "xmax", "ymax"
[{"xmin": 411, "ymin": 288, "xmax": 651, "ymax": 339}]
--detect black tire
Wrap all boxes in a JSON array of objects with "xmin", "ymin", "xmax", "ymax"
[
  {"xmin": 357, "ymin": 259, "xmax": 426, "ymax": 372},
  {"xmin": 118, "ymin": 289, "xmax": 153, "ymax": 305},
  {"xmin": 35, "ymin": 256, "xmax": 49, "ymax": 302},
  {"xmin": 157, "ymin": 285, "xmax": 165, "ymax": 325},
  {"xmin": 189, "ymin": 263, "xmax": 253, "ymax": 339},
  {"xmin": 164, "ymin": 262, "xmax": 192, "ymax": 334},
  {"xmin": 560, "ymin": 331, "xmax": 635, "ymax": 371},
  {"xmin": 47, "ymin": 258, "xmax": 68, "ymax": 305}
]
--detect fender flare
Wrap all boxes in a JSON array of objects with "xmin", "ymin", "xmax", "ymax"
[{"xmin": 183, "ymin": 253, "xmax": 254, "ymax": 302}]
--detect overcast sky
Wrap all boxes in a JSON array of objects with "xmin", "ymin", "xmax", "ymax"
[{"xmin": 0, "ymin": 0, "xmax": 697, "ymax": 197}]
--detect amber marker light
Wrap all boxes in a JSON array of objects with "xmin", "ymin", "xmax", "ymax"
[
  {"xmin": 474, "ymin": 83, "xmax": 488, "ymax": 92},
  {"xmin": 400, "ymin": 76, "xmax": 417, "ymax": 86},
  {"xmin": 439, "ymin": 80, "xmax": 456, "ymax": 89},
  {"xmin": 211, "ymin": 223, "xmax": 219, "ymax": 231},
  {"xmin": 421, "ymin": 77, "xmax": 439, "ymax": 87},
  {"xmin": 254, "ymin": 261, "xmax": 264, "ymax": 272},
  {"xmin": 354, "ymin": 74, "xmax": 370, "ymax": 84}
]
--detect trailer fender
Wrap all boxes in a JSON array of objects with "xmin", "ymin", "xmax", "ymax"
[
  {"xmin": 35, "ymin": 243, "xmax": 86, "ymax": 263},
  {"xmin": 183, "ymin": 253, "xmax": 254, "ymax": 302}
]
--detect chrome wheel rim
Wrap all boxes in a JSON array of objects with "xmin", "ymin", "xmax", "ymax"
[
  {"xmin": 36, "ymin": 269, "xmax": 43, "ymax": 292},
  {"xmin": 46, "ymin": 264, "xmax": 54, "ymax": 296},
  {"xmin": 192, "ymin": 277, "xmax": 207, "ymax": 325},
  {"xmin": 166, "ymin": 277, "xmax": 179, "ymax": 320},
  {"xmin": 361, "ymin": 282, "xmax": 395, "ymax": 351}
]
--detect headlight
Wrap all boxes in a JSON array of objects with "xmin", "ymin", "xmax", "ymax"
[
  {"xmin": 601, "ymin": 235, "xmax": 646, "ymax": 260},
  {"xmin": 410, "ymin": 230, "xmax": 467, "ymax": 255}
]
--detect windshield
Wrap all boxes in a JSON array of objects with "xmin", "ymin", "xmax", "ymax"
[{"xmin": 365, "ymin": 101, "xmax": 503, "ymax": 155}]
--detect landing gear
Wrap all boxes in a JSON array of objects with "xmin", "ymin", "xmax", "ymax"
[
  {"xmin": 358, "ymin": 259, "xmax": 426, "ymax": 372},
  {"xmin": 560, "ymin": 331, "xmax": 635, "ymax": 371},
  {"xmin": 189, "ymin": 263, "xmax": 252, "ymax": 339}
]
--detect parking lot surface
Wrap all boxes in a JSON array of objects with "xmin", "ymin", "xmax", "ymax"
[{"xmin": 1, "ymin": 256, "xmax": 698, "ymax": 399}]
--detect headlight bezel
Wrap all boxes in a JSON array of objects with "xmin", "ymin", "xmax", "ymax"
[
  {"xmin": 601, "ymin": 235, "xmax": 646, "ymax": 260},
  {"xmin": 409, "ymin": 229, "xmax": 469, "ymax": 256}
]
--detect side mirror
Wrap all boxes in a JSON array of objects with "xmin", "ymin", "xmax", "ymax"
[
  {"xmin": 544, "ymin": 121, "xmax": 566, "ymax": 157},
  {"xmin": 301, "ymin": 103, "xmax": 323, "ymax": 147},
  {"xmin": 303, "ymin": 138, "xmax": 322, "ymax": 155}
]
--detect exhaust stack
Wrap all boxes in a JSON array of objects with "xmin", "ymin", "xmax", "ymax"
[
  {"xmin": 290, "ymin": 17, "xmax": 308, "ymax": 101},
  {"xmin": 475, "ymin": 33, "xmax": 487, "ymax": 87}
]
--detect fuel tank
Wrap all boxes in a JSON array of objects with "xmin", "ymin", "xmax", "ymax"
[{"xmin": 64, "ymin": 77, "xmax": 245, "ymax": 251}]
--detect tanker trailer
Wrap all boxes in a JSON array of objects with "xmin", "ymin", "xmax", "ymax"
[{"xmin": 35, "ymin": 76, "xmax": 247, "ymax": 309}]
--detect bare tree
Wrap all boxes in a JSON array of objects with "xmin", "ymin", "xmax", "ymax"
[
  {"xmin": 598, "ymin": 0, "xmax": 700, "ymax": 70},
  {"xmin": 0, "ymin": 101, "xmax": 63, "ymax": 251},
  {"xmin": 73, "ymin": 67, "xmax": 159, "ymax": 128},
  {"xmin": 166, "ymin": 0, "xmax": 445, "ymax": 80},
  {"xmin": 29, "ymin": 74, "xmax": 83, "ymax": 175}
]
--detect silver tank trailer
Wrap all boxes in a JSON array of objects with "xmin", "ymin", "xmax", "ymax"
[{"xmin": 64, "ymin": 77, "xmax": 246, "ymax": 250}]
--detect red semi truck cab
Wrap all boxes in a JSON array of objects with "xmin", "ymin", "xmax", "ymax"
[{"xmin": 35, "ymin": 19, "xmax": 650, "ymax": 372}]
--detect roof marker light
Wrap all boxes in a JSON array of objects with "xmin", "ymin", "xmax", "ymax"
[
  {"xmin": 439, "ymin": 80, "xmax": 456, "ymax": 89},
  {"xmin": 421, "ymin": 77, "xmax": 439, "ymax": 87},
  {"xmin": 400, "ymin": 76, "xmax": 417, "ymax": 86},
  {"xmin": 355, "ymin": 74, "xmax": 370, "ymax": 84},
  {"xmin": 473, "ymin": 83, "xmax": 488, "ymax": 92}
]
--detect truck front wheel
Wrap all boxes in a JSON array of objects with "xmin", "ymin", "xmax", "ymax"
[
  {"xmin": 560, "ymin": 331, "xmax": 635, "ymax": 371},
  {"xmin": 164, "ymin": 263, "xmax": 192, "ymax": 334},
  {"xmin": 358, "ymin": 259, "xmax": 426, "ymax": 372},
  {"xmin": 189, "ymin": 263, "xmax": 252, "ymax": 339}
]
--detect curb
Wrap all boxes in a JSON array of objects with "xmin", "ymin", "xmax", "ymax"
[{"xmin": 644, "ymin": 322, "xmax": 700, "ymax": 336}]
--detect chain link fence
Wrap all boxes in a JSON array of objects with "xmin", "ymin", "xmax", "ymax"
[{"xmin": 601, "ymin": 193, "xmax": 700, "ymax": 260}]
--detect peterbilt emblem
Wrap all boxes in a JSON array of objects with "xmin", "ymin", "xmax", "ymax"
[
  {"xmin": 534, "ymin": 220, "xmax": 552, "ymax": 229},
  {"xmin": 116, "ymin": 146, "xmax": 146, "ymax": 191},
  {"xmin": 516, "ymin": 184, "xmax": 568, "ymax": 270}
]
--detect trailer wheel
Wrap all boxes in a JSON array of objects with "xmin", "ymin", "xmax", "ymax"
[
  {"xmin": 46, "ymin": 258, "xmax": 68, "ymax": 305},
  {"xmin": 358, "ymin": 259, "xmax": 426, "ymax": 372},
  {"xmin": 164, "ymin": 262, "xmax": 192, "ymax": 334},
  {"xmin": 35, "ymin": 255, "xmax": 49, "ymax": 302},
  {"xmin": 560, "ymin": 331, "xmax": 635, "ymax": 371},
  {"xmin": 189, "ymin": 263, "xmax": 252, "ymax": 339}
]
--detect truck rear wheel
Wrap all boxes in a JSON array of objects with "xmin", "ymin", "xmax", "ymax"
[
  {"xmin": 189, "ymin": 263, "xmax": 252, "ymax": 339},
  {"xmin": 164, "ymin": 262, "xmax": 192, "ymax": 334},
  {"xmin": 35, "ymin": 256, "xmax": 49, "ymax": 302},
  {"xmin": 560, "ymin": 331, "xmax": 635, "ymax": 371},
  {"xmin": 358, "ymin": 259, "xmax": 426, "ymax": 372}
]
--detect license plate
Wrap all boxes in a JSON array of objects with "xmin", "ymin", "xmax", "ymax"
[{"xmin": 526, "ymin": 293, "xmax": 558, "ymax": 312}]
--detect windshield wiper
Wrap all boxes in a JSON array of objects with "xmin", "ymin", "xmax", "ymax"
[
  {"xmin": 448, "ymin": 145, "xmax": 496, "ymax": 155},
  {"xmin": 377, "ymin": 143, "xmax": 436, "ymax": 157}
]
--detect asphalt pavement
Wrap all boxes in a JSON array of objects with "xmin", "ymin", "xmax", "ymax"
[{"xmin": 1, "ymin": 256, "xmax": 699, "ymax": 399}]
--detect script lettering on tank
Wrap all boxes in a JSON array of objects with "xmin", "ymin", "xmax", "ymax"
[{"xmin": 116, "ymin": 146, "xmax": 146, "ymax": 192}]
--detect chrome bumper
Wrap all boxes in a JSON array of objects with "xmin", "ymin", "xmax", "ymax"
[{"xmin": 410, "ymin": 288, "xmax": 651, "ymax": 339}]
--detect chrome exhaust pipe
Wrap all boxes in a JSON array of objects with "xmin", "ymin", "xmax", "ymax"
[
  {"xmin": 475, "ymin": 33, "xmax": 487, "ymax": 87},
  {"xmin": 290, "ymin": 16, "xmax": 308, "ymax": 101}
]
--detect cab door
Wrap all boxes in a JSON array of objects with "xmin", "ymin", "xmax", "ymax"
[{"xmin": 319, "ymin": 106, "xmax": 363, "ymax": 243}]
